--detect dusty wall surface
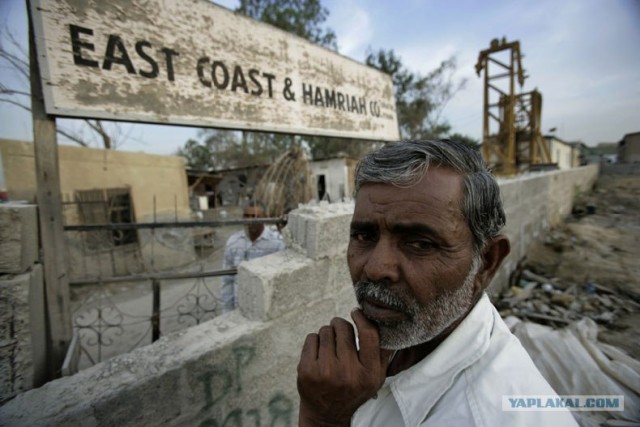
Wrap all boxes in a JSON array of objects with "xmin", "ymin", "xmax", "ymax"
[{"xmin": 0, "ymin": 167, "xmax": 598, "ymax": 425}]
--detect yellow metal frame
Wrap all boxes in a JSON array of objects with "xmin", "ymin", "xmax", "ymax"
[{"xmin": 475, "ymin": 38, "xmax": 550, "ymax": 175}]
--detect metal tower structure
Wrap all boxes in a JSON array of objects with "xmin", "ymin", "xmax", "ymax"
[{"xmin": 475, "ymin": 38, "xmax": 551, "ymax": 175}]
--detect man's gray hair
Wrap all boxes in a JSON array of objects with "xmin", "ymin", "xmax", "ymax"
[{"xmin": 354, "ymin": 139, "xmax": 505, "ymax": 253}]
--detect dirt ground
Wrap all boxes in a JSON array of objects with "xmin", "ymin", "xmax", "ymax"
[{"xmin": 521, "ymin": 168, "xmax": 640, "ymax": 357}]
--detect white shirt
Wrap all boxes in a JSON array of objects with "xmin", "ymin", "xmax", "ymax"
[
  {"xmin": 352, "ymin": 293, "xmax": 578, "ymax": 426},
  {"xmin": 221, "ymin": 227, "xmax": 285, "ymax": 311}
]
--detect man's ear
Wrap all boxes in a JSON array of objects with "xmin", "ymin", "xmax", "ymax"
[{"xmin": 475, "ymin": 235, "xmax": 511, "ymax": 292}]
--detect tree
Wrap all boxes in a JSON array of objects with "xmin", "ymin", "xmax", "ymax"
[
  {"xmin": 366, "ymin": 49, "xmax": 467, "ymax": 141},
  {"xmin": 236, "ymin": 0, "xmax": 337, "ymax": 49},
  {"xmin": 176, "ymin": 138, "xmax": 216, "ymax": 170},
  {"xmin": 306, "ymin": 136, "xmax": 382, "ymax": 160},
  {"xmin": 0, "ymin": 25, "xmax": 127, "ymax": 149}
]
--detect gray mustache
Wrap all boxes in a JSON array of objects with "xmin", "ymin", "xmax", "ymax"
[{"xmin": 354, "ymin": 280, "xmax": 414, "ymax": 316}]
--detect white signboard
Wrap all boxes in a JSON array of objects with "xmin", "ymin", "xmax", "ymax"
[{"xmin": 29, "ymin": 0, "xmax": 399, "ymax": 141}]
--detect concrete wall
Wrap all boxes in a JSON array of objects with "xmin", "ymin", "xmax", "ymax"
[
  {"xmin": 0, "ymin": 166, "xmax": 598, "ymax": 425},
  {"xmin": 0, "ymin": 204, "xmax": 47, "ymax": 404},
  {"xmin": 489, "ymin": 164, "xmax": 598, "ymax": 294}
]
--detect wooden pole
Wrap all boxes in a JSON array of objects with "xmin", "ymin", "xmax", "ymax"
[{"xmin": 28, "ymin": 0, "xmax": 73, "ymax": 380}]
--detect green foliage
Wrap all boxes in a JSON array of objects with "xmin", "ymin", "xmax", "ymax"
[
  {"xmin": 236, "ymin": 0, "xmax": 337, "ymax": 49},
  {"xmin": 306, "ymin": 136, "xmax": 383, "ymax": 160},
  {"xmin": 366, "ymin": 49, "xmax": 466, "ymax": 141},
  {"xmin": 177, "ymin": 130, "xmax": 305, "ymax": 170}
]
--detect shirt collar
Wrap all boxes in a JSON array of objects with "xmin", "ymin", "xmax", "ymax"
[
  {"xmin": 243, "ymin": 226, "xmax": 269, "ymax": 242},
  {"xmin": 388, "ymin": 293, "xmax": 495, "ymax": 425}
]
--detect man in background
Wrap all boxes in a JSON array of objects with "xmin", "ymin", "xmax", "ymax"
[{"xmin": 221, "ymin": 200, "xmax": 285, "ymax": 313}]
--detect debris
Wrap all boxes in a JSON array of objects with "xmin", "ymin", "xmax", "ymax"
[
  {"xmin": 551, "ymin": 293, "xmax": 575, "ymax": 308},
  {"xmin": 500, "ymin": 282, "xmax": 538, "ymax": 308},
  {"xmin": 496, "ymin": 269, "xmax": 636, "ymax": 328},
  {"xmin": 522, "ymin": 269, "xmax": 568, "ymax": 290}
]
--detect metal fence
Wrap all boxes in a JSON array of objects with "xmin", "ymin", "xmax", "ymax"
[{"xmin": 61, "ymin": 196, "xmax": 283, "ymax": 373}]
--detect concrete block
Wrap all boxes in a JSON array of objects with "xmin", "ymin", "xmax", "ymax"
[
  {"xmin": 0, "ymin": 265, "xmax": 45, "ymax": 403},
  {"xmin": 237, "ymin": 250, "xmax": 353, "ymax": 321},
  {"xmin": 288, "ymin": 202, "xmax": 353, "ymax": 259},
  {"xmin": 0, "ymin": 203, "xmax": 38, "ymax": 274}
]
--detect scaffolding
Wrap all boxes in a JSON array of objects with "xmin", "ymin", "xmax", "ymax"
[{"xmin": 476, "ymin": 38, "xmax": 551, "ymax": 175}]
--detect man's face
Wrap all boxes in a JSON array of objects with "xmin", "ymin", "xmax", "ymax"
[
  {"xmin": 347, "ymin": 167, "xmax": 480, "ymax": 350},
  {"xmin": 243, "ymin": 205, "xmax": 265, "ymax": 240}
]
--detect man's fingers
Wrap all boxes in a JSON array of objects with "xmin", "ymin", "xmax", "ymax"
[
  {"xmin": 300, "ymin": 333, "xmax": 319, "ymax": 361},
  {"xmin": 330, "ymin": 317, "xmax": 357, "ymax": 357},
  {"xmin": 350, "ymin": 308, "xmax": 383, "ymax": 368},
  {"xmin": 318, "ymin": 325, "xmax": 337, "ymax": 360}
]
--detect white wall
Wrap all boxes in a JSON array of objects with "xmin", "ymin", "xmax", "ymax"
[
  {"xmin": 309, "ymin": 158, "xmax": 350, "ymax": 201},
  {"xmin": 548, "ymin": 138, "xmax": 576, "ymax": 169}
]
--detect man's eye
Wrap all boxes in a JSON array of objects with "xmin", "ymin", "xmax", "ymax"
[{"xmin": 406, "ymin": 240, "xmax": 435, "ymax": 251}]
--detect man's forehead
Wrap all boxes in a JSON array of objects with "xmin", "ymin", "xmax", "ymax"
[{"xmin": 355, "ymin": 168, "xmax": 464, "ymax": 209}]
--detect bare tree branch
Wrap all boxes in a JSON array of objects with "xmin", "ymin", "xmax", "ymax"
[
  {"xmin": 55, "ymin": 127, "xmax": 89, "ymax": 147},
  {"xmin": 85, "ymin": 119, "xmax": 112, "ymax": 149},
  {"xmin": 0, "ymin": 95, "xmax": 30, "ymax": 111},
  {"xmin": 2, "ymin": 24, "xmax": 123, "ymax": 150}
]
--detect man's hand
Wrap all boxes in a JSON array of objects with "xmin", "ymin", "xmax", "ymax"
[{"xmin": 296, "ymin": 309, "xmax": 393, "ymax": 427}]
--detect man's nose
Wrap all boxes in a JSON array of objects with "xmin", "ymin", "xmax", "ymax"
[{"xmin": 363, "ymin": 238, "xmax": 400, "ymax": 283}]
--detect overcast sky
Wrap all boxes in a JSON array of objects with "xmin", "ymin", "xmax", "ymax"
[{"xmin": 1, "ymin": 0, "xmax": 638, "ymax": 155}]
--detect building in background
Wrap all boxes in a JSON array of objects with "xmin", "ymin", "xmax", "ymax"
[
  {"xmin": 543, "ymin": 136, "xmax": 581, "ymax": 169},
  {"xmin": 618, "ymin": 132, "xmax": 640, "ymax": 163},
  {"xmin": 0, "ymin": 139, "xmax": 194, "ymax": 279},
  {"xmin": 308, "ymin": 156, "xmax": 358, "ymax": 202}
]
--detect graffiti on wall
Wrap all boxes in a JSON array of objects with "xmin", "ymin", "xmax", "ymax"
[{"xmin": 197, "ymin": 344, "xmax": 294, "ymax": 427}]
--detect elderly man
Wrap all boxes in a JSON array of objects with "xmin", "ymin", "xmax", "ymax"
[
  {"xmin": 297, "ymin": 140, "xmax": 576, "ymax": 426},
  {"xmin": 221, "ymin": 200, "xmax": 285, "ymax": 313}
]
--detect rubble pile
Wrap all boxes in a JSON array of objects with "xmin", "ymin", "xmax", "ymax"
[{"xmin": 497, "ymin": 269, "xmax": 640, "ymax": 329}]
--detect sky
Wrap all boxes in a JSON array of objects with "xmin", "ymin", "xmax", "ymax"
[{"xmin": 1, "ymin": 0, "xmax": 639, "ymax": 155}]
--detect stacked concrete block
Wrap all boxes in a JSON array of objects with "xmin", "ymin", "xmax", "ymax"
[
  {"xmin": 0, "ymin": 265, "xmax": 46, "ymax": 404},
  {"xmin": 0, "ymin": 203, "xmax": 38, "ymax": 274},
  {"xmin": 287, "ymin": 202, "xmax": 354, "ymax": 260},
  {"xmin": 238, "ymin": 250, "xmax": 354, "ymax": 322},
  {"xmin": 0, "ymin": 203, "xmax": 46, "ymax": 403}
]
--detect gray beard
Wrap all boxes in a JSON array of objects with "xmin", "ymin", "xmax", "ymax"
[{"xmin": 354, "ymin": 257, "xmax": 481, "ymax": 350}]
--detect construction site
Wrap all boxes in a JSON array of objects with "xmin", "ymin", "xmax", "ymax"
[{"xmin": 1, "ymin": 0, "xmax": 639, "ymax": 425}]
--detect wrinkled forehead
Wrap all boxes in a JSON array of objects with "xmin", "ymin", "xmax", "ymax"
[{"xmin": 355, "ymin": 167, "xmax": 465, "ymax": 211}]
